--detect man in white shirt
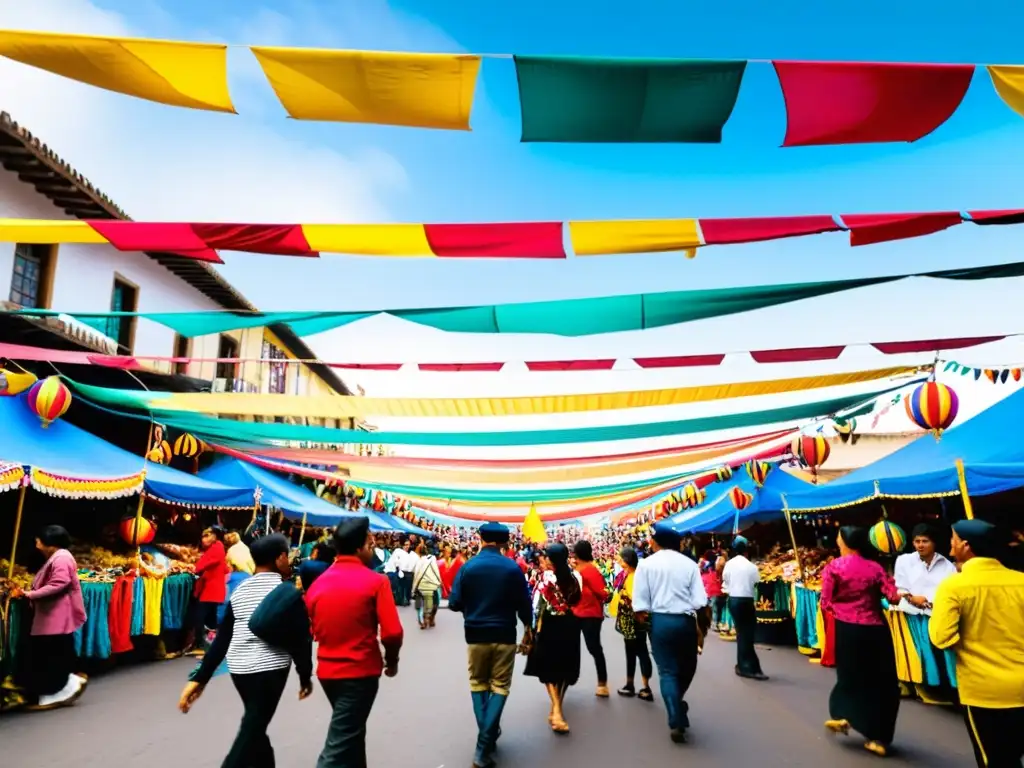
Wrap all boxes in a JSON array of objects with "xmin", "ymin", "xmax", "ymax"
[
  {"xmin": 722, "ymin": 536, "xmax": 768, "ymax": 681},
  {"xmin": 633, "ymin": 525, "xmax": 709, "ymax": 745},
  {"xmin": 894, "ymin": 524, "xmax": 957, "ymax": 615},
  {"xmin": 401, "ymin": 539, "xmax": 420, "ymax": 607},
  {"xmin": 384, "ymin": 541, "xmax": 405, "ymax": 605}
]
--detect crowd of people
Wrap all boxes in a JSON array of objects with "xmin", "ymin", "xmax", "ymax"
[{"xmin": 7, "ymin": 513, "xmax": 1023, "ymax": 768}]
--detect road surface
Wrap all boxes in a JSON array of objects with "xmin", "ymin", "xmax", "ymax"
[{"xmin": 1, "ymin": 604, "xmax": 975, "ymax": 767}]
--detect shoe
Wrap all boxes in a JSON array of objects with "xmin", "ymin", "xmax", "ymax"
[
  {"xmin": 824, "ymin": 719, "xmax": 851, "ymax": 735},
  {"xmin": 670, "ymin": 728, "xmax": 687, "ymax": 744},
  {"xmin": 864, "ymin": 741, "xmax": 889, "ymax": 757},
  {"xmin": 595, "ymin": 685, "xmax": 610, "ymax": 698},
  {"xmin": 637, "ymin": 687, "xmax": 654, "ymax": 702},
  {"xmin": 617, "ymin": 685, "xmax": 636, "ymax": 697}
]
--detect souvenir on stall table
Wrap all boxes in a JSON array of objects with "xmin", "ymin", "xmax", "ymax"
[
  {"xmin": 26, "ymin": 375, "xmax": 71, "ymax": 427},
  {"xmin": 869, "ymin": 519, "xmax": 907, "ymax": 554}
]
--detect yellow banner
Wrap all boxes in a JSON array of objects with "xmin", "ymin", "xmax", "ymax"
[
  {"xmin": 988, "ymin": 65, "xmax": 1024, "ymax": 118},
  {"xmin": 251, "ymin": 47, "xmax": 481, "ymax": 129},
  {"xmin": 346, "ymin": 433, "xmax": 789, "ymax": 486},
  {"xmin": 0, "ymin": 30, "xmax": 234, "ymax": 112},
  {"xmin": 301, "ymin": 223, "xmax": 433, "ymax": 256},
  {"xmin": 156, "ymin": 366, "xmax": 915, "ymax": 419},
  {"xmin": 570, "ymin": 218, "xmax": 701, "ymax": 256},
  {"xmin": 0, "ymin": 219, "xmax": 106, "ymax": 244}
]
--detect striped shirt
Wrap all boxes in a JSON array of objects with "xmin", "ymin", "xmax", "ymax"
[{"xmin": 225, "ymin": 572, "xmax": 292, "ymax": 675}]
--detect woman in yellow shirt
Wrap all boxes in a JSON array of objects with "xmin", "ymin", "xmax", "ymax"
[{"xmin": 612, "ymin": 546, "xmax": 654, "ymax": 702}]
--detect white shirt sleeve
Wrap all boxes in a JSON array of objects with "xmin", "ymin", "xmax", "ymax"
[
  {"xmin": 632, "ymin": 561, "xmax": 652, "ymax": 614},
  {"xmin": 894, "ymin": 554, "xmax": 912, "ymax": 595},
  {"xmin": 721, "ymin": 560, "xmax": 732, "ymax": 595}
]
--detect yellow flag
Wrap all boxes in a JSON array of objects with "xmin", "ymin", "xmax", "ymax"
[
  {"xmin": 569, "ymin": 219, "xmax": 702, "ymax": 256},
  {"xmin": 988, "ymin": 65, "xmax": 1024, "ymax": 119},
  {"xmin": 250, "ymin": 47, "xmax": 481, "ymax": 129},
  {"xmin": 522, "ymin": 503, "xmax": 547, "ymax": 544},
  {"xmin": 0, "ymin": 30, "xmax": 234, "ymax": 112}
]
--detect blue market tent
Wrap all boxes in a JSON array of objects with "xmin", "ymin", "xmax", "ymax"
[
  {"xmin": 388, "ymin": 513, "xmax": 432, "ymax": 537},
  {"xmin": 0, "ymin": 394, "xmax": 252, "ymax": 507},
  {"xmin": 663, "ymin": 469, "xmax": 811, "ymax": 534},
  {"xmin": 200, "ymin": 457, "xmax": 398, "ymax": 530},
  {"xmin": 774, "ymin": 388, "xmax": 1024, "ymax": 512}
]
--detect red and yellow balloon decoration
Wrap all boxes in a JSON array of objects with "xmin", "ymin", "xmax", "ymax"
[
  {"xmin": 683, "ymin": 482, "xmax": 706, "ymax": 508},
  {"xmin": 790, "ymin": 434, "xmax": 830, "ymax": 470},
  {"xmin": 120, "ymin": 516, "xmax": 156, "ymax": 545},
  {"xmin": 26, "ymin": 375, "xmax": 71, "ymax": 428},
  {"xmin": 714, "ymin": 465, "xmax": 733, "ymax": 482},
  {"xmin": 904, "ymin": 381, "xmax": 959, "ymax": 437},
  {"xmin": 729, "ymin": 486, "xmax": 754, "ymax": 511},
  {"xmin": 744, "ymin": 459, "xmax": 772, "ymax": 487}
]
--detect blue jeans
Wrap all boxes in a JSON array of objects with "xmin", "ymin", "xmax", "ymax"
[{"xmin": 648, "ymin": 613, "xmax": 699, "ymax": 731}]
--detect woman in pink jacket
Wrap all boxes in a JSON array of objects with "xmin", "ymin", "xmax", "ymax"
[{"xmin": 13, "ymin": 525, "xmax": 88, "ymax": 710}]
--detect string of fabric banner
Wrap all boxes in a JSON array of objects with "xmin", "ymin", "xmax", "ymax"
[
  {"xmin": 6, "ymin": 30, "xmax": 1024, "ymax": 144},
  {"xmin": 9, "ymin": 260, "xmax": 1024, "ymax": 338},
  {"xmin": 0, "ymin": 336, "xmax": 1004, "ymax": 374},
  {"xmin": 3, "ymin": 210, "xmax": 1022, "ymax": 260},
  {"xmin": 941, "ymin": 359, "xmax": 1024, "ymax": 383}
]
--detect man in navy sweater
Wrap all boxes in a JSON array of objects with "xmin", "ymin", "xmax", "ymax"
[{"xmin": 449, "ymin": 522, "xmax": 533, "ymax": 768}]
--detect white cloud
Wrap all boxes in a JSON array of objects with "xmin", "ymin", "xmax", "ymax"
[{"xmin": 0, "ymin": 0, "xmax": 415, "ymax": 304}]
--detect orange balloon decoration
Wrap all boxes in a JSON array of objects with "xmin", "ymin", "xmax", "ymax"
[
  {"xmin": 120, "ymin": 516, "xmax": 156, "ymax": 545},
  {"xmin": 26, "ymin": 375, "xmax": 71, "ymax": 428},
  {"xmin": 790, "ymin": 434, "xmax": 831, "ymax": 469},
  {"xmin": 729, "ymin": 486, "xmax": 754, "ymax": 511}
]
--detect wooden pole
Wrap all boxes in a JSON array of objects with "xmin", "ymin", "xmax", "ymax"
[
  {"xmin": 6, "ymin": 480, "xmax": 28, "ymax": 580},
  {"xmin": 134, "ymin": 419, "xmax": 156, "ymax": 566},
  {"xmin": 782, "ymin": 495, "xmax": 806, "ymax": 582},
  {"xmin": 955, "ymin": 458, "xmax": 974, "ymax": 520},
  {"xmin": 297, "ymin": 510, "xmax": 309, "ymax": 550}
]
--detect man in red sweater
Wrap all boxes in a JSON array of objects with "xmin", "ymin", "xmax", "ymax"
[
  {"xmin": 572, "ymin": 540, "xmax": 610, "ymax": 697},
  {"xmin": 307, "ymin": 517, "xmax": 404, "ymax": 768}
]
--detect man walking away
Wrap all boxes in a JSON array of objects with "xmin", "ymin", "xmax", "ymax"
[
  {"xmin": 723, "ymin": 536, "xmax": 768, "ymax": 681},
  {"xmin": 930, "ymin": 519, "xmax": 1024, "ymax": 767},
  {"xmin": 632, "ymin": 525, "xmax": 709, "ymax": 745},
  {"xmin": 307, "ymin": 517, "xmax": 404, "ymax": 768},
  {"xmin": 178, "ymin": 534, "xmax": 313, "ymax": 768},
  {"xmin": 449, "ymin": 522, "xmax": 533, "ymax": 768}
]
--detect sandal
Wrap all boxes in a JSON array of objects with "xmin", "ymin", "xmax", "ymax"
[
  {"xmin": 550, "ymin": 717, "xmax": 570, "ymax": 734},
  {"xmin": 595, "ymin": 685, "xmax": 610, "ymax": 698},
  {"xmin": 617, "ymin": 685, "xmax": 636, "ymax": 697},
  {"xmin": 824, "ymin": 719, "xmax": 851, "ymax": 735},
  {"xmin": 863, "ymin": 741, "xmax": 889, "ymax": 757},
  {"xmin": 638, "ymin": 687, "xmax": 654, "ymax": 702}
]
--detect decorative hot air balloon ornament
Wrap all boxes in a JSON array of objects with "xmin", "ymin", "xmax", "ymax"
[
  {"xmin": 0, "ymin": 368, "xmax": 37, "ymax": 396},
  {"xmin": 904, "ymin": 380, "xmax": 959, "ymax": 439},
  {"xmin": 26, "ymin": 376, "xmax": 72, "ymax": 428},
  {"xmin": 744, "ymin": 459, "xmax": 772, "ymax": 488},
  {"xmin": 790, "ymin": 434, "xmax": 831, "ymax": 483},
  {"xmin": 832, "ymin": 417, "xmax": 859, "ymax": 445},
  {"xmin": 119, "ymin": 515, "xmax": 156, "ymax": 546},
  {"xmin": 173, "ymin": 432, "xmax": 203, "ymax": 458},
  {"xmin": 729, "ymin": 486, "xmax": 753, "ymax": 511},
  {"xmin": 683, "ymin": 482, "xmax": 705, "ymax": 508},
  {"xmin": 868, "ymin": 519, "xmax": 907, "ymax": 555},
  {"xmin": 714, "ymin": 465, "xmax": 733, "ymax": 483},
  {"xmin": 147, "ymin": 441, "xmax": 172, "ymax": 465}
]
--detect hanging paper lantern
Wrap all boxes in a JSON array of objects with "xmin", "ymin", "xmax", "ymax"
[
  {"xmin": 833, "ymin": 416, "xmax": 859, "ymax": 445},
  {"xmin": 173, "ymin": 432, "xmax": 203, "ymax": 458},
  {"xmin": 682, "ymin": 483, "xmax": 705, "ymax": 508},
  {"xmin": 744, "ymin": 459, "xmax": 772, "ymax": 487},
  {"xmin": 0, "ymin": 368, "xmax": 37, "ymax": 396},
  {"xmin": 904, "ymin": 381, "xmax": 959, "ymax": 436},
  {"xmin": 868, "ymin": 519, "xmax": 907, "ymax": 555},
  {"xmin": 714, "ymin": 465, "xmax": 733, "ymax": 482},
  {"xmin": 26, "ymin": 376, "xmax": 71, "ymax": 428},
  {"xmin": 790, "ymin": 434, "xmax": 831, "ymax": 470},
  {"xmin": 147, "ymin": 441, "xmax": 172, "ymax": 465},
  {"xmin": 729, "ymin": 486, "xmax": 753, "ymax": 511},
  {"xmin": 119, "ymin": 516, "xmax": 156, "ymax": 546}
]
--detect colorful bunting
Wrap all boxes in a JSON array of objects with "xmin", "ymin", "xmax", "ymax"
[
  {"xmin": 841, "ymin": 212, "xmax": 963, "ymax": 246},
  {"xmin": 569, "ymin": 219, "xmax": 700, "ymax": 256},
  {"xmin": 0, "ymin": 30, "xmax": 234, "ymax": 113},
  {"xmin": 422, "ymin": 222, "xmax": 565, "ymax": 259},
  {"xmin": 9, "ymin": 261, "xmax": 1024, "ymax": 338},
  {"xmin": 66, "ymin": 365, "xmax": 917, "ymax": 420},
  {"xmin": 514, "ymin": 57, "xmax": 747, "ymax": 143},
  {"xmin": 249, "ymin": 48, "xmax": 481, "ymax": 129},
  {"xmin": 699, "ymin": 215, "xmax": 841, "ymax": 245},
  {"xmin": 773, "ymin": 61, "xmax": 974, "ymax": 146},
  {"xmin": 986, "ymin": 66, "xmax": 1024, "ymax": 119},
  {"xmin": 942, "ymin": 359, "xmax": 1024, "ymax": 383}
]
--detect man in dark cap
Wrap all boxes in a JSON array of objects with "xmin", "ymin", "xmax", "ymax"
[
  {"xmin": 307, "ymin": 517, "xmax": 404, "ymax": 768},
  {"xmin": 449, "ymin": 521, "xmax": 533, "ymax": 768},
  {"xmin": 633, "ymin": 524, "xmax": 709, "ymax": 745},
  {"xmin": 930, "ymin": 519, "xmax": 1024, "ymax": 767}
]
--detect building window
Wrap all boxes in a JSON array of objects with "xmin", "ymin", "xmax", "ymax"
[
  {"xmin": 9, "ymin": 244, "xmax": 54, "ymax": 308},
  {"xmin": 173, "ymin": 334, "xmax": 191, "ymax": 376},
  {"xmin": 216, "ymin": 335, "xmax": 239, "ymax": 381},
  {"xmin": 262, "ymin": 340, "xmax": 287, "ymax": 394},
  {"xmin": 109, "ymin": 277, "xmax": 138, "ymax": 352}
]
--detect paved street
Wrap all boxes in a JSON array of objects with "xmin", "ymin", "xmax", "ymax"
[{"xmin": 1, "ymin": 605, "xmax": 975, "ymax": 767}]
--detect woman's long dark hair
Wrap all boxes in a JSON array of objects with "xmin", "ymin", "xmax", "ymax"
[
  {"xmin": 839, "ymin": 525, "xmax": 875, "ymax": 559},
  {"xmin": 545, "ymin": 543, "xmax": 581, "ymax": 606}
]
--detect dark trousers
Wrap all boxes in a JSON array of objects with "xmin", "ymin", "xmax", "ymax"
[
  {"xmin": 400, "ymin": 573, "xmax": 413, "ymax": 606},
  {"xmin": 729, "ymin": 597, "xmax": 762, "ymax": 675},
  {"xmin": 318, "ymin": 676, "xmax": 380, "ymax": 768},
  {"xmin": 624, "ymin": 630, "xmax": 653, "ymax": 682},
  {"xmin": 579, "ymin": 616, "xmax": 608, "ymax": 683},
  {"xmin": 16, "ymin": 633, "xmax": 76, "ymax": 700},
  {"xmin": 649, "ymin": 613, "xmax": 698, "ymax": 731},
  {"xmin": 964, "ymin": 704, "xmax": 1024, "ymax": 767},
  {"xmin": 223, "ymin": 668, "xmax": 289, "ymax": 768},
  {"xmin": 387, "ymin": 572, "xmax": 401, "ymax": 604},
  {"xmin": 193, "ymin": 601, "xmax": 220, "ymax": 649}
]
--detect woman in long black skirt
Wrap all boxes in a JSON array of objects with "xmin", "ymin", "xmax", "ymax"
[
  {"xmin": 524, "ymin": 543, "xmax": 582, "ymax": 734},
  {"xmin": 819, "ymin": 526, "xmax": 902, "ymax": 757}
]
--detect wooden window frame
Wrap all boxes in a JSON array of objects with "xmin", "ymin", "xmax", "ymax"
[
  {"xmin": 8, "ymin": 243, "xmax": 57, "ymax": 309},
  {"xmin": 110, "ymin": 272, "xmax": 139, "ymax": 354},
  {"xmin": 172, "ymin": 333, "xmax": 192, "ymax": 376}
]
